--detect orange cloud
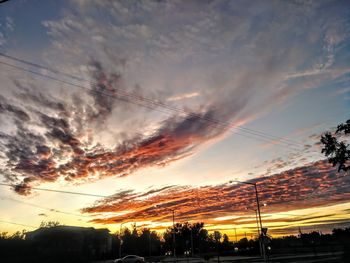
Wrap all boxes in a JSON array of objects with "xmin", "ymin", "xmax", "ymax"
[{"xmin": 82, "ymin": 160, "xmax": 350, "ymax": 229}]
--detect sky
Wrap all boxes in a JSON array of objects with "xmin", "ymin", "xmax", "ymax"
[{"xmin": 0, "ymin": 0, "xmax": 350, "ymax": 239}]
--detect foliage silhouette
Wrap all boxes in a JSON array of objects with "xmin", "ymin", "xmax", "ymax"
[
  {"xmin": 321, "ymin": 119, "xmax": 350, "ymax": 172},
  {"xmin": 39, "ymin": 221, "xmax": 61, "ymax": 228},
  {"xmin": 1, "ymin": 223, "xmax": 350, "ymax": 262}
]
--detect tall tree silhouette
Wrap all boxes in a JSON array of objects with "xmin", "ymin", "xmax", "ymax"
[{"xmin": 321, "ymin": 119, "xmax": 350, "ymax": 172}]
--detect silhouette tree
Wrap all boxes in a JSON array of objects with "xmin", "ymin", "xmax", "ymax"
[
  {"xmin": 121, "ymin": 225, "xmax": 139, "ymax": 255},
  {"xmin": 222, "ymin": 234, "xmax": 229, "ymax": 244},
  {"xmin": 2, "ymin": 223, "xmax": 350, "ymax": 261},
  {"xmin": 221, "ymin": 234, "xmax": 231, "ymax": 251},
  {"xmin": 163, "ymin": 222, "xmax": 211, "ymax": 254},
  {"xmin": 39, "ymin": 221, "xmax": 61, "ymax": 228},
  {"xmin": 138, "ymin": 228, "xmax": 161, "ymax": 256},
  {"xmin": 321, "ymin": 119, "xmax": 350, "ymax": 172},
  {"xmin": 213, "ymin": 231, "xmax": 222, "ymax": 243}
]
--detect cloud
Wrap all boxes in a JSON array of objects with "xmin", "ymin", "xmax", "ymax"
[
  {"xmin": 166, "ymin": 92, "xmax": 200, "ymax": 102},
  {"xmin": 38, "ymin": 213, "xmax": 47, "ymax": 217},
  {"xmin": 39, "ymin": 0, "xmax": 350, "ymax": 136},
  {"xmin": 0, "ymin": 60, "xmax": 240, "ymax": 194},
  {"xmin": 82, "ymin": 160, "xmax": 350, "ymax": 228},
  {"xmin": 0, "ymin": 16, "xmax": 14, "ymax": 46},
  {"xmin": 0, "ymin": 100, "xmax": 30, "ymax": 122},
  {"xmin": 1, "ymin": 0, "xmax": 350, "ymax": 195},
  {"xmin": 43, "ymin": 0, "xmax": 350, "ymax": 105}
]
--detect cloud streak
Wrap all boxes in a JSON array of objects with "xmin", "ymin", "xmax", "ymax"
[{"xmin": 82, "ymin": 160, "xmax": 350, "ymax": 229}]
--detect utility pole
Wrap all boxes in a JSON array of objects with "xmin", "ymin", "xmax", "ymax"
[
  {"xmin": 254, "ymin": 210, "xmax": 260, "ymax": 236},
  {"xmin": 254, "ymin": 183, "xmax": 266, "ymax": 262},
  {"xmin": 255, "ymin": 209, "xmax": 263, "ymax": 257},
  {"xmin": 230, "ymin": 180, "xmax": 267, "ymax": 262},
  {"xmin": 234, "ymin": 228, "xmax": 237, "ymax": 243},
  {"xmin": 119, "ymin": 223, "xmax": 124, "ymax": 258},
  {"xmin": 246, "ymin": 207, "xmax": 262, "ymax": 256},
  {"xmin": 191, "ymin": 228, "xmax": 194, "ymax": 256},
  {"xmin": 172, "ymin": 210, "xmax": 176, "ymax": 259},
  {"xmin": 149, "ymin": 230, "xmax": 152, "ymax": 257}
]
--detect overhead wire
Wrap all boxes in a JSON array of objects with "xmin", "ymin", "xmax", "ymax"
[
  {"xmin": 0, "ymin": 179, "xmax": 333, "ymax": 231},
  {"xmin": 0, "ymin": 59, "xmax": 303, "ymax": 149},
  {"xmin": 0, "ymin": 220, "xmax": 36, "ymax": 229},
  {"xmin": 0, "ymin": 52, "xmax": 312, "ymax": 151},
  {"xmin": 0, "ymin": 183, "xmax": 108, "ymax": 198},
  {"xmin": 0, "ymin": 52, "xmax": 335, "ymax": 232},
  {"xmin": 0, "ymin": 195, "xmax": 90, "ymax": 218},
  {"xmin": 0, "ymin": 53, "xmax": 325, "ymax": 213}
]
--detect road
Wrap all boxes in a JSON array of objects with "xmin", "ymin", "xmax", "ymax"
[{"xmin": 95, "ymin": 252, "xmax": 344, "ymax": 263}]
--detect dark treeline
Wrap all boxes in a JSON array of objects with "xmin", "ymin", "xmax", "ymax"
[
  {"xmin": 1, "ymin": 222, "xmax": 350, "ymax": 263},
  {"xmin": 119, "ymin": 222, "xmax": 234, "ymax": 256}
]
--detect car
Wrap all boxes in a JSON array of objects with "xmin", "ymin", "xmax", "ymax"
[{"xmin": 114, "ymin": 255, "xmax": 145, "ymax": 263}]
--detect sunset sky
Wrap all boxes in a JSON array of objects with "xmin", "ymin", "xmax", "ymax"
[{"xmin": 0, "ymin": 0, "xmax": 350, "ymax": 239}]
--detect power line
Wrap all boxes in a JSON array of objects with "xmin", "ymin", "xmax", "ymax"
[
  {"xmin": 0, "ymin": 53, "xmax": 309, "ymax": 150},
  {"xmin": 0, "ymin": 60, "xmax": 199, "ymax": 124},
  {"xmin": 0, "ymin": 183, "xmax": 108, "ymax": 198},
  {"xmin": 0, "ymin": 195, "xmax": 90, "ymax": 218},
  {"xmin": 0, "ymin": 55, "xmax": 311, "ymax": 151},
  {"xmin": 0, "ymin": 219, "xmax": 36, "ymax": 229},
  {"xmin": 0, "ymin": 59, "xmax": 298, "ymax": 148},
  {"xmin": 0, "ymin": 52, "xmax": 83, "ymax": 82}
]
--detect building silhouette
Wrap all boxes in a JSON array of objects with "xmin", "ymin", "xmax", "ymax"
[{"xmin": 25, "ymin": 226, "xmax": 113, "ymax": 261}]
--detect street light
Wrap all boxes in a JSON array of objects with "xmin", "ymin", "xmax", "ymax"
[
  {"xmin": 230, "ymin": 180, "xmax": 266, "ymax": 262},
  {"xmin": 245, "ymin": 207, "xmax": 260, "ymax": 238},
  {"xmin": 190, "ymin": 227, "xmax": 194, "ymax": 256},
  {"xmin": 119, "ymin": 222, "xmax": 124, "ymax": 258},
  {"xmin": 234, "ymin": 227, "xmax": 238, "ymax": 243},
  {"xmin": 172, "ymin": 209, "xmax": 176, "ymax": 258},
  {"xmin": 246, "ymin": 203, "xmax": 267, "ymax": 238},
  {"xmin": 148, "ymin": 227, "xmax": 152, "ymax": 257},
  {"xmin": 245, "ymin": 207, "xmax": 263, "ymax": 257}
]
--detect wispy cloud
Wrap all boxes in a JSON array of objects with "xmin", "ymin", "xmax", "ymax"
[
  {"xmin": 166, "ymin": 92, "xmax": 200, "ymax": 102},
  {"xmin": 38, "ymin": 213, "xmax": 47, "ymax": 217},
  {"xmin": 0, "ymin": 16, "xmax": 14, "ymax": 46}
]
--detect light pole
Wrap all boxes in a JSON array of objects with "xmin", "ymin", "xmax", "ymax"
[
  {"xmin": 190, "ymin": 227, "xmax": 194, "ymax": 256},
  {"xmin": 246, "ymin": 207, "xmax": 262, "ymax": 256},
  {"xmin": 230, "ymin": 180, "xmax": 266, "ymax": 262},
  {"xmin": 119, "ymin": 222, "xmax": 124, "ymax": 258},
  {"xmin": 149, "ymin": 228, "xmax": 152, "ymax": 257},
  {"xmin": 234, "ymin": 227, "xmax": 237, "ymax": 243},
  {"xmin": 172, "ymin": 209, "xmax": 176, "ymax": 258},
  {"xmin": 245, "ymin": 207, "xmax": 260, "ymax": 238}
]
